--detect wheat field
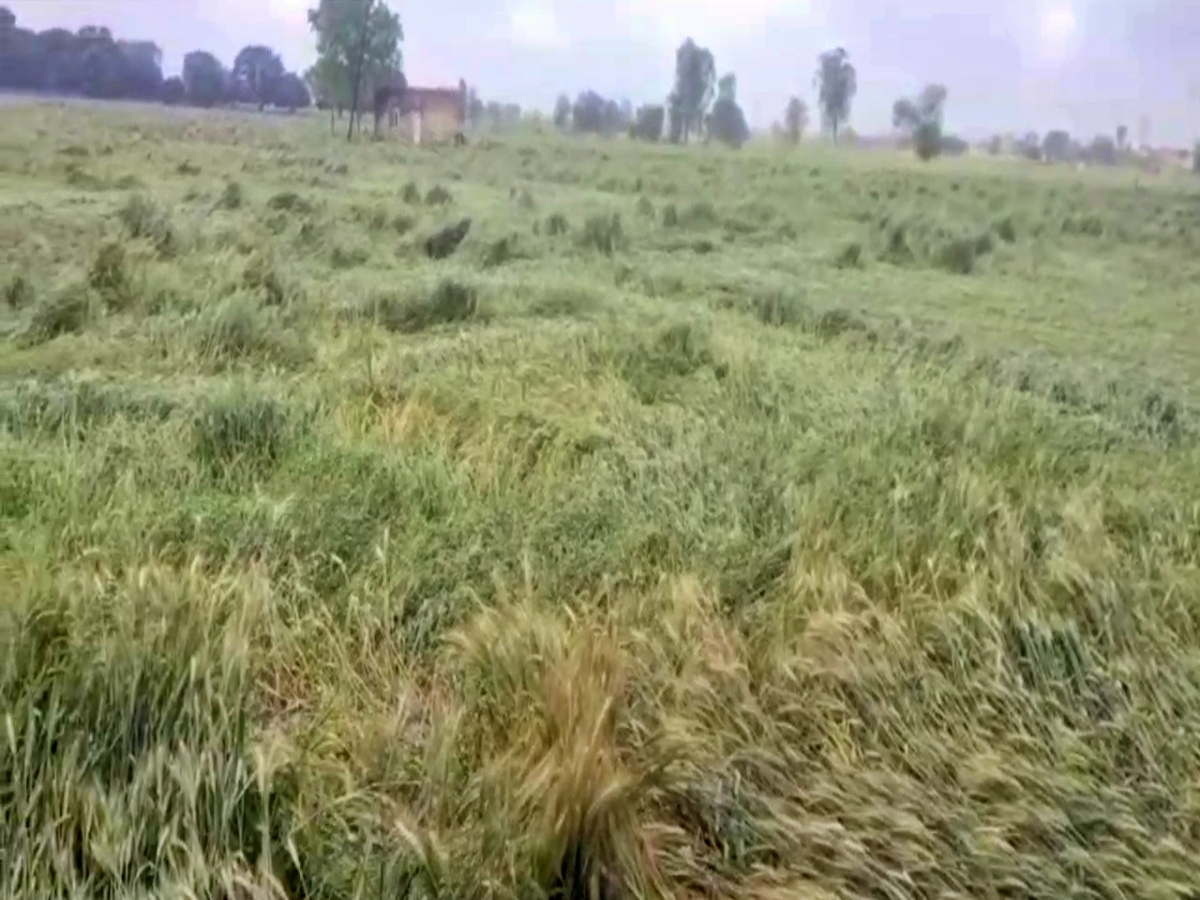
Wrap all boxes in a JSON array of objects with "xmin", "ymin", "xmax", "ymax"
[{"xmin": 3, "ymin": 99, "xmax": 1200, "ymax": 899}]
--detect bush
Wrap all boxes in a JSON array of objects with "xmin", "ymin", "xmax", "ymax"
[
  {"xmin": 192, "ymin": 389, "xmax": 294, "ymax": 478},
  {"xmin": 834, "ymin": 241, "xmax": 864, "ymax": 269},
  {"xmin": 636, "ymin": 196, "xmax": 655, "ymax": 218},
  {"xmin": 995, "ymin": 216, "xmax": 1017, "ymax": 243},
  {"xmin": 21, "ymin": 282, "xmax": 94, "ymax": 346},
  {"xmin": 914, "ymin": 121, "xmax": 942, "ymax": 161},
  {"xmin": 661, "ymin": 204, "xmax": 679, "ymax": 228},
  {"xmin": 401, "ymin": 181, "xmax": 422, "ymax": 204},
  {"xmin": 195, "ymin": 296, "xmax": 310, "ymax": 368},
  {"xmin": 266, "ymin": 191, "xmax": 314, "ymax": 215},
  {"xmin": 363, "ymin": 279, "xmax": 479, "ymax": 334},
  {"xmin": 425, "ymin": 185, "xmax": 453, "ymax": 206},
  {"xmin": 87, "ymin": 240, "xmax": 133, "ymax": 310},
  {"xmin": 580, "ymin": 214, "xmax": 625, "ymax": 256},
  {"xmin": 933, "ymin": 236, "xmax": 978, "ymax": 274},
  {"xmin": 216, "ymin": 180, "xmax": 244, "ymax": 210},
  {"xmin": 392, "ymin": 214, "xmax": 416, "ymax": 236},
  {"xmin": 3, "ymin": 272, "xmax": 34, "ymax": 310},
  {"xmin": 117, "ymin": 194, "xmax": 175, "ymax": 256},
  {"xmin": 545, "ymin": 213, "xmax": 570, "ymax": 236}
]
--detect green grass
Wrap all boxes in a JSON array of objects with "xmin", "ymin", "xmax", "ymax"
[{"xmin": 3, "ymin": 100, "xmax": 1200, "ymax": 899}]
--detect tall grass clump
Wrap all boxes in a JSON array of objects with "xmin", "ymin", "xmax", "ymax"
[
  {"xmin": 117, "ymin": 193, "xmax": 176, "ymax": 256},
  {"xmin": 191, "ymin": 386, "xmax": 295, "ymax": 478}
]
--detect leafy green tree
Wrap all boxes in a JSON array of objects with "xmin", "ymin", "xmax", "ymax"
[
  {"xmin": 160, "ymin": 75, "xmax": 185, "ymax": 104},
  {"xmin": 553, "ymin": 94, "xmax": 571, "ymax": 131},
  {"xmin": 307, "ymin": 0, "xmax": 402, "ymax": 140},
  {"xmin": 273, "ymin": 72, "xmax": 311, "ymax": 110},
  {"xmin": 630, "ymin": 104, "xmax": 665, "ymax": 142},
  {"xmin": 893, "ymin": 84, "xmax": 947, "ymax": 160},
  {"xmin": 1042, "ymin": 129, "xmax": 1073, "ymax": 163},
  {"xmin": 182, "ymin": 50, "xmax": 225, "ymax": 107},
  {"xmin": 814, "ymin": 47, "xmax": 856, "ymax": 143},
  {"xmin": 1116, "ymin": 124, "xmax": 1129, "ymax": 151},
  {"xmin": 233, "ymin": 45, "xmax": 284, "ymax": 109},
  {"xmin": 708, "ymin": 73, "xmax": 750, "ymax": 148},
  {"xmin": 668, "ymin": 38, "xmax": 715, "ymax": 143},
  {"xmin": 783, "ymin": 96, "xmax": 808, "ymax": 144},
  {"xmin": 1088, "ymin": 134, "xmax": 1117, "ymax": 165}
]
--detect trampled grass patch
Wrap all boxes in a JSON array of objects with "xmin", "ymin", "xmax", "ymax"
[{"xmin": 3, "ymin": 100, "xmax": 1200, "ymax": 900}]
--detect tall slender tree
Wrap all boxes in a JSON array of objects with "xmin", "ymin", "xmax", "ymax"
[{"xmin": 814, "ymin": 47, "xmax": 857, "ymax": 143}]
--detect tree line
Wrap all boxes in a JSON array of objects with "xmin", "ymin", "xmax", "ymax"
[
  {"xmin": 0, "ymin": 5, "xmax": 310, "ymax": 110},
  {"xmin": 550, "ymin": 40, "xmax": 856, "ymax": 151}
]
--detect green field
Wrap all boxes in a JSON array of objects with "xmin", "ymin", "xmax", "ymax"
[{"xmin": 3, "ymin": 100, "xmax": 1200, "ymax": 899}]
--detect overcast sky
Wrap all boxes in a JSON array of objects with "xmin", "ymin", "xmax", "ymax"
[{"xmin": 8, "ymin": 0, "xmax": 1200, "ymax": 144}]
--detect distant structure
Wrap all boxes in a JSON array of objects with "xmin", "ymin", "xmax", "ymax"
[{"xmin": 378, "ymin": 78, "xmax": 467, "ymax": 144}]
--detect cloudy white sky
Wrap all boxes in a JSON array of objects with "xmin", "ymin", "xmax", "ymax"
[{"xmin": 8, "ymin": 0, "xmax": 1200, "ymax": 144}]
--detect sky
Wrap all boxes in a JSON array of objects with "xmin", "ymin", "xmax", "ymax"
[{"xmin": 7, "ymin": 0, "xmax": 1200, "ymax": 145}]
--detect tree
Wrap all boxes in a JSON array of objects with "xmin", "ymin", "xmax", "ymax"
[
  {"xmin": 1116, "ymin": 124, "xmax": 1129, "ymax": 151},
  {"xmin": 160, "ymin": 75, "xmax": 185, "ymax": 104},
  {"xmin": 307, "ymin": 0, "xmax": 402, "ymax": 140},
  {"xmin": 553, "ymin": 93, "xmax": 571, "ymax": 131},
  {"xmin": 182, "ymin": 50, "xmax": 225, "ymax": 107},
  {"xmin": 814, "ymin": 47, "xmax": 856, "ymax": 143},
  {"xmin": 571, "ymin": 90, "xmax": 608, "ymax": 134},
  {"xmin": 1042, "ymin": 129, "xmax": 1073, "ymax": 162},
  {"xmin": 1193, "ymin": 143, "xmax": 1199, "ymax": 174},
  {"xmin": 666, "ymin": 93, "xmax": 685, "ymax": 143},
  {"xmin": 630, "ymin": 104, "xmax": 665, "ymax": 142},
  {"xmin": 783, "ymin": 96, "xmax": 809, "ymax": 145},
  {"xmin": 708, "ymin": 73, "xmax": 750, "ymax": 148},
  {"xmin": 1019, "ymin": 131, "xmax": 1042, "ymax": 160},
  {"xmin": 668, "ymin": 38, "xmax": 716, "ymax": 143},
  {"xmin": 233, "ymin": 44, "xmax": 284, "ymax": 109},
  {"xmin": 466, "ymin": 87, "xmax": 484, "ymax": 128},
  {"xmin": 893, "ymin": 83, "xmax": 948, "ymax": 160},
  {"xmin": 273, "ymin": 72, "xmax": 311, "ymax": 110},
  {"xmin": 1088, "ymin": 134, "xmax": 1117, "ymax": 165}
]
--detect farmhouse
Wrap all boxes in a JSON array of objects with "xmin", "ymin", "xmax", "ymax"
[{"xmin": 385, "ymin": 79, "xmax": 467, "ymax": 144}]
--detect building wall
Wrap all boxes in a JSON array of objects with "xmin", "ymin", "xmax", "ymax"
[{"xmin": 397, "ymin": 93, "xmax": 463, "ymax": 143}]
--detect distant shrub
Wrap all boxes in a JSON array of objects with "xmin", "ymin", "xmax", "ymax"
[
  {"xmin": 392, "ymin": 213, "xmax": 416, "ymax": 236},
  {"xmin": 266, "ymin": 191, "xmax": 314, "ymax": 215},
  {"xmin": 995, "ymin": 216, "xmax": 1017, "ymax": 243},
  {"xmin": 329, "ymin": 237, "xmax": 372, "ymax": 269},
  {"xmin": 580, "ymin": 213, "xmax": 625, "ymax": 256},
  {"xmin": 195, "ymin": 296, "xmax": 311, "ymax": 368},
  {"xmin": 815, "ymin": 307, "xmax": 867, "ymax": 339},
  {"xmin": 21, "ymin": 281, "xmax": 93, "ymax": 346},
  {"xmin": 363, "ymin": 279, "xmax": 479, "ymax": 334},
  {"xmin": 834, "ymin": 241, "xmax": 864, "ymax": 269},
  {"xmin": 425, "ymin": 184, "xmax": 453, "ymax": 206},
  {"xmin": 661, "ymin": 204, "xmax": 679, "ymax": 228},
  {"xmin": 679, "ymin": 200, "xmax": 718, "ymax": 228},
  {"xmin": 751, "ymin": 289, "xmax": 809, "ymax": 327},
  {"xmin": 636, "ymin": 196, "xmax": 655, "ymax": 218},
  {"xmin": 87, "ymin": 239, "xmax": 133, "ymax": 310},
  {"xmin": 3, "ymin": 272, "xmax": 34, "ymax": 310},
  {"xmin": 242, "ymin": 253, "xmax": 300, "ymax": 307},
  {"xmin": 191, "ymin": 389, "xmax": 293, "ymax": 479},
  {"xmin": 117, "ymin": 194, "xmax": 175, "ymax": 256},
  {"xmin": 545, "ymin": 212, "xmax": 570, "ymax": 236},
  {"xmin": 933, "ymin": 235, "xmax": 979, "ymax": 274},
  {"xmin": 914, "ymin": 121, "xmax": 942, "ymax": 161},
  {"xmin": 517, "ymin": 188, "xmax": 536, "ymax": 209},
  {"xmin": 401, "ymin": 180, "xmax": 422, "ymax": 204},
  {"xmin": 216, "ymin": 180, "xmax": 244, "ymax": 210},
  {"xmin": 352, "ymin": 204, "xmax": 389, "ymax": 231},
  {"xmin": 482, "ymin": 235, "xmax": 519, "ymax": 268},
  {"xmin": 176, "ymin": 160, "xmax": 201, "ymax": 176}
]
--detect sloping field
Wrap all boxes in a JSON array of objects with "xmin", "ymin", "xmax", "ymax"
[{"xmin": 3, "ymin": 101, "xmax": 1200, "ymax": 899}]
